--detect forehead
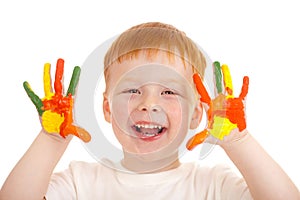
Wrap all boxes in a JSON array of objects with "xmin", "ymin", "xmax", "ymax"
[{"xmin": 107, "ymin": 51, "xmax": 195, "ymax": 86}]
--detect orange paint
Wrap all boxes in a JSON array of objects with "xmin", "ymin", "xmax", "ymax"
[
  {"xmin": 186, "ymin": 130, "xmax": 209, "ymax": 150},
  {"xmin": 187, "ymin": 62, "xmax": 249, "ymax": 150},
  {"xmin": 193, "ymin": 73, "xmax": 211, "ymax": 104},
  {"xmin": 24, "ymin": 58, "xmax": 91, "ymax": 142}
]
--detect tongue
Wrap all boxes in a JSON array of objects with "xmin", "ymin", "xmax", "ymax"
[{"xmin": 140, "ymin": 128, "xmax": 159, "ymax": 135}]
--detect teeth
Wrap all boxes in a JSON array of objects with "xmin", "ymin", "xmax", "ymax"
[
  {"xmin": 134, "ymin": 124, "xmax": 162, "ymax": 129},
  {"xmin": 134, "ymin": 123, "xmax": 165, "ymax": 137}
]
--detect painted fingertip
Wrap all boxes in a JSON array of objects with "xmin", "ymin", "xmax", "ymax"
[
  {"xmin": 186, "ymin": 130, "xmax": 208, "ymax": 151},
  {"xmin": 213, "ymin": 61, "xmax": 223, "ymax": 94},
  {"xmin": 67, "ymin": 66, "xmax": 81, "ymax": 96},
  {"xmin": 23, "ymin": 81, "xmax": 44, "ymax": 116},
  {"xmin": 213, "ymin": 61, "xmax": 220, "ymax": 66},
  {"xmin": 239, "ymin": 76, "xmax": 250, "ymax": 99},
  {"xmin": 57, "ymin": 58, "xmax": 64, "ymax": 64},
  {"xmin": 76, "ymin": 127, "xmax": 91, "ymax": 143},
  {"xmin": 193, "ymin": 73, "xmax": 211, "ymax": 104},
  {"xmin": 23, "ymin": 81, "xmax": 29, "ymax": 88},
  {"xmin": 43, "ymin": 63, "xmax": 53, "ymax": 98},
  {"xmin": 54, "ymin": 58, "xmax": 65, "ymax": 95},
  {"xmin": 221, "ymin": 64, "xmax": 233, "ymax": 96},
  {"xmin": 243, "ymin": 76, "xmax": 249, "ymax": 84}
]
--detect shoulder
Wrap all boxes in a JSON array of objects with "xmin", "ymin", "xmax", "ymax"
[
  {"xmin": 47, "ymin": 161, "xmax": 113, "ymax": 199},
  {"xmin": 191, "ymin": 162, "xmax": 252, "ymax": 199},
  {"xmin": 67, "ymin": 160, "xmax": 112, "ymax": 178},
  {"xmin": 185, "ymin": 162, "xmax": 242, "ymax": 187},
  {"xmin": 68, "ymin": 160, "xmax": 102, "ymax": 170},
  {"xmin": 174, "ymin": 162, "xmax": 233, "ymax": 187},
  {"xmin": 49, "ymin": 161, "xmax": 105, "ymax": 184},
  {"xmin": 192, "ymin": 162, "xmax": 243, "ymax": 185},
  {"xmin": 183, "ymin": 161, "xmax": 232, "ymax": 178}
]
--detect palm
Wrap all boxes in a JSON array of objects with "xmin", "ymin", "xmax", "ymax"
[
  {"xmin": 186, "ymin": 61, "xmax": 249, "ymax": 150},
  {"xmin": 23, "ymin": 58, "xmax": 91, "ymax": 142}
]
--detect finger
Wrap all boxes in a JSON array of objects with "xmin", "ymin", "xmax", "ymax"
[
  {"xmin": 193, "ymin": 73, "xmax": 211, "ymax": 104},
  {"xmin": 61, "ymin": 125, "xmax": 91, "ymax": 142},
  {"xmin": 43, "ymin": 63, "xmax": 54, "ymax": 99},
  {"xmin": 213, "ymin": 61, "xmax": 223, "ymax": 94},
  {"xmin": 186, "ymin": 129, "xmax": 209, "ymax": 150},
  {"xmin": 67, "ymin": 66, "xmax": 81, "ymax": 96},
  {"xmin": 74, "ymin": 126, "xmax": 91, "ymax": 142},
  {"xmin": 221, "ymin": 64, "xmax": 233, "ymax": 96},
  {"xmin": 239, "ymin": 76, "xmax": 249, "ymax": 99},
  {"xmin": 23, "ymin": 81, "xmax": 44, "ymax": 116},
  {"xmin": 54, "ymin": 58, "xmax": 64, "ymax": 95},
  {"xmin": 237, "ymin": 117, "xmax": 246, "ymax": 131}
]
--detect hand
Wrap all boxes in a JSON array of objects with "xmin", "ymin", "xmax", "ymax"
[
  {"xmin": 23, "ymin": 58, "xmax": 91, "ymax": 142},
  {"xmin": 186, "ymin": 61, "xmax": 249, "ymax": 150}
]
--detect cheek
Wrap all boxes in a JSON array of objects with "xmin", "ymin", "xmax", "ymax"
[
  {"xmin": 111, "ymin": 95, "xmax": 131, "ymax": 128},
  {"xmin": 167, "ymin": 99, "xmax": 194, "ymax": 132},
  {"xmin": 162, "ymin": 98, "xmax": 189, "ymax": 128},
  {"xmin": 165, "ymin": 100, "xmax": 182, "ymax": 119}
]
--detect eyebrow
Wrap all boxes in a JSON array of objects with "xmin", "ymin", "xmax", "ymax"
[{"xmin": 122, "ymin": 77, "xmax": 187, "ymax": 86}]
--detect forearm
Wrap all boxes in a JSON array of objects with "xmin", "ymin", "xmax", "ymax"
[
  {"xmin": 0, "ymin": 130, "xmax": 71, "ymax": 200},
  {"xmin": 222, "ymin": 130, "xmax": 300, "ymax": 200}
]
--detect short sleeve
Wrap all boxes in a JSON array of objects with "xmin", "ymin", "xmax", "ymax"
[
  {"xmin": 45, "ymin": 168, "xmax": 76, "ymax": 200},
  {"xmin": 209, "ymin": 165, "xmax": 253, "ymax": 200}
]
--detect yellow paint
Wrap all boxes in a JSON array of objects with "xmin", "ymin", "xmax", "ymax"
[
  {"xmin": 221, "ymin": 64, "xmax": 233, "ymax": 97},
  {"xmin": 41, "ymin": 110, "xmax": 64, "ymax": 133},
  {"xmin": 43, "ymin": 63, "xmax": 54, "ymax": 99},
  {"xmin": 210, "ymin": 116, "xmax": 237, "ymax": 140}
]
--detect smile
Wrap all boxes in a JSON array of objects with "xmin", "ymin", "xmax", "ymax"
[{"xmin": 131, "ymin": 123, "xmax": 167, "ymax": 141}]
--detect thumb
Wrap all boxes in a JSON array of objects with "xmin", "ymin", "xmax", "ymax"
[
  {"xmin": 186, "ymin": 129, "xmax": 209, "ymax": 151},
  {"xmin": 62, "ymin": 125, "xmax": 91, "ymax": 143}
]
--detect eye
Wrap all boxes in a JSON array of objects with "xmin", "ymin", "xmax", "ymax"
[
  {"xmin": 125, "ymin": 89, "xmax": 141, "ymax": 94},
  {"xmin": 161, "ymin": 90, "xmax": 175, "ymax": 95}
]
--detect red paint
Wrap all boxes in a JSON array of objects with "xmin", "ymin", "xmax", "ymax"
[
  {"xmin": 187, "ymin": 72, "xmax": 249, "ymax": 151},
  {"xmin": 54, "ymin": 58, "xmax": 64, "ymax": 95}
]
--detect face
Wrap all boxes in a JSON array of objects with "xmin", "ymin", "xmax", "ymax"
[{"xmin": 103, "ymin": 52, "xmax": 202, "ymax": 156}]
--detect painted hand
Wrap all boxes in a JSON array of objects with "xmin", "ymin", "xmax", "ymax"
[
  {"xmin": 23, "ymin": 58, "xmax": 91, "ymax": 142},
  {"xmin": 186, "ymin": 61, "xmax": 249, "ymax": 150}
]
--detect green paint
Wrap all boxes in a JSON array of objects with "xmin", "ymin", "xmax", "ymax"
[
  {"xmin": 23, "ymin": 81, "xmax": 44, "ymax": 116},
  {"xmin": 213, "ymin": 61, "xmax": 223, "ymax": 94},
  {"xmin": 67, "ymin": 66, "xmax": 81, "ymax": 96}
]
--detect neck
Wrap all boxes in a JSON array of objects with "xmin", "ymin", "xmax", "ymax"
[{"xmin": 121, "ymin": 151, "xmax": 181, "ymax": 174}]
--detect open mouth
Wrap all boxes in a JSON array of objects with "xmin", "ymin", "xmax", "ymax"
[{"xmin": 131, "ymin": 123, "xmax": 167, "ymax": 141}]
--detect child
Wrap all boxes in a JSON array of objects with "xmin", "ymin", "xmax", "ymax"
[{"xmin": 1, "ymin": 22, "xmax": 299, "ymax": 199}]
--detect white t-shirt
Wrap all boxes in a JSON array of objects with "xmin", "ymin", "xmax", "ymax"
[{"xmin": 46, "ymin": 161, "xmax": 253, "ymax": 200}]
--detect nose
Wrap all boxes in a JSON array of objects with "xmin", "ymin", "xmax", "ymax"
[
  {"xmin": 137, "ymin": 92, "xmax": 162, "ymax": 112},
  {"xmin": 136, "ymin": 85, "xmax": 162, "ymax": 112},
  {"xmin": 138, "ymin": 104, "xmax": 161, "ymax": 112}
]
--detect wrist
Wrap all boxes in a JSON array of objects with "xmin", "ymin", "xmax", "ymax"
[
  {"xmin": 219, "ymin": 128, "xmax": 250, "ymax": 151},
  {"xmin": 40, "ymin": 129, "xmax": 73, "ymax": 144}
]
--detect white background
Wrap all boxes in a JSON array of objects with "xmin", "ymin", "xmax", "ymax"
[{"xmin": 1, "ymin": 0, "xmax": 299, "ymax": 190}]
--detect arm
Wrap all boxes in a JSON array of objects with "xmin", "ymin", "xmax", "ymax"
[
  {"xmin": 0, "ymin": 131, "xmax": 71, "ymax": 200},
  {"xmin": 0, "ymin": 59, "xmax": 90, "ymax": 199},
  {"xmin": 222, "ymin": 129, "xmax": 300, "ymax": 200},
  {"xmin": 187, "ymin": 61, "xmax": 299, "ymax": 199}
]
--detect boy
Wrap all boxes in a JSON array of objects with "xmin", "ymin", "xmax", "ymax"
[{"xmin": 1, "ymin": 22, "xmax": 299, "ymax": 199}]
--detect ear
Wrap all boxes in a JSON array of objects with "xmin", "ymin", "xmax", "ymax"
[
  {"xmin": 103, "ymin": 92, "xmax": 111, "ymax": 123},
  {"xmin": 190, "ymin": 101, "xmax": 203, "ymax": 129}
]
